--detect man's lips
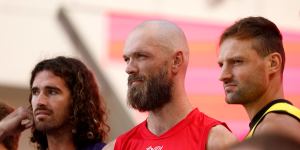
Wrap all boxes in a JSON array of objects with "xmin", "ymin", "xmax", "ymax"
[
  {"xmin": 128, "ymin": 75, "xmax": 145, "ymax": 86},
  {"xmin": 224, "ymin": 83, "xmax": 237, "ymax": 91},
  {"xmin": 128, "ymin": 79, "xmax": 143, "ymax": 86},
  {"xmin": 34, "ymin": 109, "xmax": 51, "ymax": 117}
]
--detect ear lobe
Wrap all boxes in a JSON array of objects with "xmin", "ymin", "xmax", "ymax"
[{"xmin": 267, "ymin": 52, "xmax": 282, "ymax": 74}]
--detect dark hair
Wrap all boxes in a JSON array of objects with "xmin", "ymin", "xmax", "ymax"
[
  {"xmin": 29, "ymin": 56, "xmax": 109, "ymax": 150},
  {"xmin": 0, "ymin": 102, "xmax": 20, "ymax": 150},
  {"xmin": 219, "ymin": 16, "xmax": 285, "ymax": 73}
]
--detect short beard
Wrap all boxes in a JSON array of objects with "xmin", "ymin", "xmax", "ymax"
[
  {"xmin": 127, "ymin": 67, "xmax": 173, "ymax": 112},
  {"xmin": 225, "ymin": 81, "xmax": 266, "ymax": 105},
  {"xmin": 34, "ymin": 118, "xmax": 70, "ymax": 133},
  {"xmin": 33, "ymin": 106, "xmax": 71, "ymax": 133}
]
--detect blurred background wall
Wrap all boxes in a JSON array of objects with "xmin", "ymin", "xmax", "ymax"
[{"xmin": 0, "ymin": 0, "xmax": 299, "ymax": 149}]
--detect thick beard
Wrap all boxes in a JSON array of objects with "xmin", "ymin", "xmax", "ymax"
[{"xmin": 127, "ymin": 67, "xmax": 173, "ymax": 112}]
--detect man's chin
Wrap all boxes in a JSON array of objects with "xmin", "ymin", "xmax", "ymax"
[
  {"xmin": 225, "ymin": 97, "xmax": 242, "ymax": 104},
  {"xmin": 134, "ymin": 104, "xmax": 165, "ymax": 113},
  {"xmin": 132, "ymin": 105, "xmax": 151, "ymax": 112},
  {"xmin": 136, "ymin": 109, "xmax": 148, "ymax": 113},
  {"xmin": 225, "ymin": 95, "xmax": 237, "ymax": 104},
  {"xmin": 34, "ymin": 121, "xmax": 53, "ymax": 131},
  {"xmin": 131, "ymin": 104, "xmax": 159, "ymax": 112},
  {"xmin": 35, "ymin": 126, "xmax": 48, "ymax": 132}
]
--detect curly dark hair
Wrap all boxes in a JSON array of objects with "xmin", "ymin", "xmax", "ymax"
[
  {"xmin": 0, "ymin": 102, "xmax": 20, "ymax": 150},
  {"xmin": 28, "ymin": 56, "xmax": 109, "ymax": 150}
]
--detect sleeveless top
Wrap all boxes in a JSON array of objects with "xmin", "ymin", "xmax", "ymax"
[
  {"xmin": 115, "ymin": 108, "xmax": 228, "ymax": 150},
  {"xmin": 246, "ymin": 99, "xmax": 300, "ymax": 139}
]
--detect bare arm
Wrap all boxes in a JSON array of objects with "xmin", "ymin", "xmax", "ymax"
[
  {"xmin": 255, "ymin": 113, "xmax": 300, "ymax": 142},
  {"xmin": 0, "ymin": 107, "xmax": 33, "ymax": 141},
  {"xmin": 103, "ymin": 140, "xmax": 116, "ymax": 150},
  {"xmin": 206, "ymin": 125, "xmax": 238, "ymax": 150}
]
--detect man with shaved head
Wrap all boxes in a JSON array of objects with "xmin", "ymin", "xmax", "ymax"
[{"xmin": 104, "ymin": 20, "xmax": 237, "ymax": 150}]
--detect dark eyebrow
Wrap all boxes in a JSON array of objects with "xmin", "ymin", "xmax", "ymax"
[
  {"xmin": 31, "ymin": 86, "xmax": 38, "ymax": 91},
  {"xmin": 45, "ymin": 86, "xmax": 62, "ymax": 92},
  {"xmin": 230, "ymin": 56, "xmax": 244, "ymax": 60},
  {"xmin": 123, "ymin": 50, "xmax": 151, "ymax": 59},
  {"xmin": 31, "ymin": 86, "xmax": 62, "ymax": 92},
  {"xmin": 224, "ymin": 56, "xmax": 245, "ymax": 62},
  {"xmin": 133, "ymin": 50, "xmax": 152, "ymax": 57},
  {"xmin": 217, "ymin": 56, "xmax": 245, "ymax": 64}
]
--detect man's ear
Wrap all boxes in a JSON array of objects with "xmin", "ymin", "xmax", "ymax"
[
  {"xmin": 266, "ymin": 52, "xmax": 282, "ymax": 74},
  {"xmin": 171, "ymin": 51, "xmax": 184, "ymax": 74}
]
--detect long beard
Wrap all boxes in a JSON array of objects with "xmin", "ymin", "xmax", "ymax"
[{"xmin": 127, "ymin": 68, "xmax": 173, "ymax": 112}]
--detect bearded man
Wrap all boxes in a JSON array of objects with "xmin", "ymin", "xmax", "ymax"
[{"xmin": 104, "ymin": 20, "xmax": 237, "ymax": 150}]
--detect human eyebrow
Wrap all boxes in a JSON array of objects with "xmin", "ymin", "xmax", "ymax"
[
  {"xmin": 232, "ymin": 56, "xmax": 245, "ymax": 61},
  {"xmin": 134, "ymin": 50, "xmax": 152, "ymax": 58},
  {"xmin": 45, "ymin": 86, "xmax": 62, "ymax": 94},
  {"xmin": 134, "ymin": 51, "xmax": 147, "ymax": 57},
  {"xmin": 226, "ymin": 55, "xmax": 244, "ymax": 61},
  {"xmin": 228, "ymin": 56, "xmax": 246, "ymax": 65}
]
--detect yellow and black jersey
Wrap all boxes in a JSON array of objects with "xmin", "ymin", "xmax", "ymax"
[{"xmin": 246, "ymin": 99, "xmax": 300, "ymax": 139}]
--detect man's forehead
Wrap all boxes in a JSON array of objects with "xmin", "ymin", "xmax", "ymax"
[
  {"xmin": 124, "ymin": 46, "xmax": 156, "ymax": 58},
  {"xmin": 124, "ymin": 36, "xmax": 160, "ymax": 55},
  {"xmin": 32, "ymin": 71, "xmax": 67, "ymax": 87},
  {"xmin": 219, "ymin": 38, "xmax": 255, "ymax": 55}
]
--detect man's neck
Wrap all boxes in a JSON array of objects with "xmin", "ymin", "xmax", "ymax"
[
  {"xmin": 46, "ymin": 126, "xmax": 75, "ymax": 150},
  {"xmin": 244, "ymin": 81, "xmax": 284, "ymax": 120},
  {"xmin": 146, "ymin": 95, "xmax": 193, "ymax": 136}
]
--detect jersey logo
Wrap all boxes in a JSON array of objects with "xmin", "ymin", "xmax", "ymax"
[{"xmin": 146, "ymin": 145, "xmax": 163, "ymax": 150}]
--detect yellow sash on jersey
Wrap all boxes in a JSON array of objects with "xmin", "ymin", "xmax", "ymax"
[{"xmin": 245, "ymin": 102, "xmax": 300, "ymax": 139}]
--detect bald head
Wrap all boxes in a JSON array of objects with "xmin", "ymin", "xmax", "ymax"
[
  {"xmin": 125, "ymin": 20, "xmax": 189, "ymax": 61},
  {"xmin": 124, "ymin": 20, "xmax": 190, "ymax": 111}
]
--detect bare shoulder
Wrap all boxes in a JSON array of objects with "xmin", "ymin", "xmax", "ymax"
[
  {"xmin": 103, "ymin": 140, "xmax": 116, "ymax": 150},
  {"xmin": 207, "ymin": 125, "xmax": 238, "ymax": 150},
  {"xmin": 256, "ymin": 112, "xmax": 300, "ymax": 140}
]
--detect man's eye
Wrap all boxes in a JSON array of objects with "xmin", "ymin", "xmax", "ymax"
[
  {"xmin": 48, "ymin": 89, "xmax": 58, "ymax": 95},
  {"xmin": 137, "ymin": 54, "xmax": 147, "ymax": 59},
  {"xmin": 218, "ymin": 63, "xmax": 223, "ymax": 68},
  {"xmin": 31, "ymin": 89, "xmax": 39, "ymax": 95},
  {"xmin": 124, "ymin": 57, "xmax": 129, "ymax": 63},
  {"xmin": 234, "ymin": 60, "xmax": 243, "ymax": 64}
]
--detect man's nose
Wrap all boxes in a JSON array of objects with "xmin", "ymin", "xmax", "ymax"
[
  {"xmin": 219, "ymin": 65, "xmax": 232, "ymax": 82},
  {"xmin": 36, "ymin": 93, "xmax": 48, "ymax": 106},
  {"xmin": 125, "ymin": 59, "xmax": 138, "ymax": 75}
]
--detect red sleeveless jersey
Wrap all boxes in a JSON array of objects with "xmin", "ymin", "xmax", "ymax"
[{"xmin": 115, "ymin": 108, "xmax": 228, "ymax": 150}]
